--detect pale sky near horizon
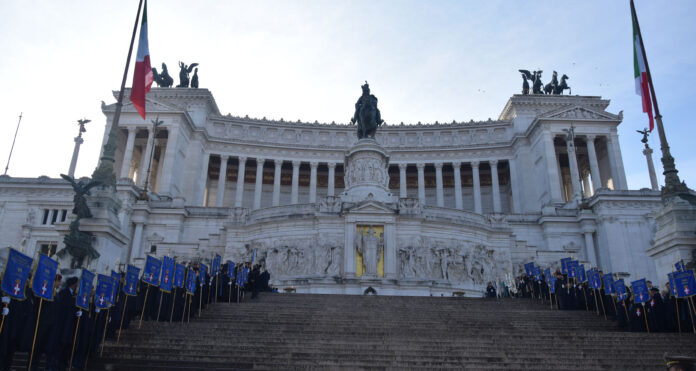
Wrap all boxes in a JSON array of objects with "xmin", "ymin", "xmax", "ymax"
[{"xmin": 1, "ymin": 1, "xmax": 695, "ymax": 191}]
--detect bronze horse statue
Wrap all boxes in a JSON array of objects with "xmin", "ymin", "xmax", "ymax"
[
  {"xmin": 544, "ymin": 71, "xmax": 558, "ymax": 95},
  {"xmin": 555, "ymin": 74, "xmax": 570, "ymax": 94},
  {"xmin": 351, "ymin": 82, "xmax": 383, "ymax": 139},
  {"xmin": 152, "ymin": 63, "xmax": 174, "ymax": 87}
]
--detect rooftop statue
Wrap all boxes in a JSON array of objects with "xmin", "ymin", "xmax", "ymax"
[
  {"xmin": 350, "ymin": 81, "xmax": 383, "ymax": 139},
  {"xmin": 191, "ymin": 68, "xmax": 199, "ymax": 88},
  {"xmin": 519, "ymin": 69, "xmax": 570, "ymax": 95},
  {"xmin": 152, "ymin": 62, "xmax": 174, "ymax": 88},
  {"xmin": 177, "ymin": 61, "xmax": 199, "ymax": 88}
]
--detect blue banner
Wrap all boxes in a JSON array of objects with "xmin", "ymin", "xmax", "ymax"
[
  {"xmin": 589, "ymin": 269, "xmax": 601, "ymax": 290},
  {"xmin": 185, "ymin": 268, "xmax": 197, "ymax": 295},
  {"xmin": 667, "ymin": 272, "xmax": 678, "ymax": 296},
  {"xmin": 675, "ymin": 260, "xmax": 685, "ymax": 272},
  {"xmin": 602, "ymin": 273, "xmax": 615, "ymax": 294},
  {"xmin": 524, "ymin": 262, "xmax": 534, "ymax": 277},
  {"xmin": 1, "ymin": 248, "xmax": 33, "ymax": 300},
  {"xmin": 576, "ymin": 264, "xmax": 587, "ymax": 283},
  {"xmin": 228, "ymin": 261, "xmax": 236, "ymax": 279},
  {"xmin": 533, "ymin": 265, "xmax": 542, "ymax": 281},
  {"xmin": 95, "ymin": 274, "xmax": 114, "ymax": 309},
  {"xmin": 673, "ymin": 270, "xmax": 696, "ymax": 298},
  {"xmin": 242, "ymin": 266, "xmax": 249, "ymax": 284},
  {"xmin": 631, "ymin": 278, "xmax": 650, "ymax": 303},
  {"xmin": 200, "ymin": 263, "xmax": 208, "ymax": 285},
  {"xmin": 123, "ymin": 265, "xmax": 140, "ymax": 296},
  {"xmin": 614, "ymin": 279, "xmax": 628, "ymax": 301},
  {"xmin": 173, "ymin": 263, "xmax": 185, "ymax": 288},
  {"xmin": 160, "ymin": 256, "xmax": 175, "ymax": 293},
  {"xmin": 212, "ymin": 254, "xmax": 221, "ymax": 276},
  {"xmin": 560, "ymin": 257, "xmax": 572, "ymax": 275},
  {"xmin": 251, "ymin": 249, "xmax": 256, "ymax": 263},
  {"xmin": 76, "ymin": 269, "xmax": 95, "ymax": 310},
  {"xmin": 143, "ymin": 255, "xmax": 162, "ymax": 286},
  {"xmin": 110, "ymin": 271, "xmax": 120, "ymax": 304},
  {"xmin": 566, "ymin": 260, "xmax": 578, "ymax": 278},
  {"xmin": 549, "ymin": 276, "xmax": 556, "ymax": 293},
  {"xmin": 32, "ymin": 254, "xmax": 58, "ymax": 301}
]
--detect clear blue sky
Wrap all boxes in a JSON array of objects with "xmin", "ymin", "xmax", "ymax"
[{"xmin": 1, "ymin": 1, "xmax": 694, "ymax": 191}]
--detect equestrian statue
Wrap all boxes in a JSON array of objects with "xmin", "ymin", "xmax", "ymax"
[{"xmin": 351, "ymin": 81, "xmax": 384, "ymax": 139}]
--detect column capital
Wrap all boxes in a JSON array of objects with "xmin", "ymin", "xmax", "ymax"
[
  {"xmin": 471, "ymin": 160, "xmax": 480, "ymax": 167},
  {"xmin": 327, "ymin": 162, "xmax": 336, "ymax": 169},
  {"xmin": 238, "ymin": 156, "xmax": 247, "ymax": 163},
  {"xmin": 274, "ymin": 159, "xmax": 283, "ymax": 166},
  {"xmin": 452, "ymin": 161, "xmax": 461, "ymax": 169},
  {"xmin": 256, "ymin": 158, "xmax": 266, "ymax": 165},
  {"xmin": 489, "ymin": 159, "xmax": 498, "ymax": 167},
  {"xmin": 309, "ymin": 161, "xmax": 318, "ymax": 168},
  {"xmin": 398, "ymin": 163, "xmax": 408, "ymax": 171},
  {"xmin": 292, "ymin": 160, "xmax": 301, "ymax": 168},
  {"xmin": 434, "ymin": 162, "xmax": 443, "ymax": 169},
  {"xmin": 416, "ymin": 163, "xmax": 425, "ymax": 170},
  {"xmin": 126, "ymin": 126, "xmax": 138, "ymax": 133},
  {"xmin": 219, "ymin": 154, "xmax": 230, "ymax": 161},
  {"xmin": 585, "ymin": 134, "xmax": 597, "ymax": 142}
]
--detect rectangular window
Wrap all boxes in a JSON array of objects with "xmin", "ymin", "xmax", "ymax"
[
  {"xmin": 60, "ymin": 209, "xmax": 67, "ymax": 222},
  {"xmin": 51, "ymin": 209, "xmax": 58, "ymax": 225},
  {"xmin": 42, "ymin": 209, "xmax": 50, "ymax": 224}
]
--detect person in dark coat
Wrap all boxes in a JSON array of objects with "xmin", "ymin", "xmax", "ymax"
[
  {"xmin": 0, "ymin": 278, "xmax": 32, "ymax": 371},
  {"xmin": 29, "ymin": 274, "xmax": 62, "ymax": 370},
  {"xmin": 554, "ymin": 271, "xmax": 568, "ymax": 310},
  {"xmin": 646, "ymin": 287, "xmax": 663, "ymax": 332},
  {"xmin": 260, "ymin": 268, "xmax": 271, "ymax": 292},
  {"xmin": 248, "ymin": 265, "xmax": 261, "ymax": 299},
  {"xmin": 46, "ymin": 276, "xmax": 79, "ymax": 371}
]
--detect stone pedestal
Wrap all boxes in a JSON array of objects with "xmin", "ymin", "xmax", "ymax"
[
  {"xmin": 648, "ymin": 195, "xmax": 696, "ymax": 283},
  {"xmin": 341, "ymin": 138, "xmax": 393, "ymax": 203}
]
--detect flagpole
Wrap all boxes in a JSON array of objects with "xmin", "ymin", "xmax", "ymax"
[
  {"xmin": 689, "ymin": 297, "xmax": 696, "ymax": 333},
  {"xmin": 169, "ymin": 287, "xmax": 176, "ymax": 324},
  {"xmin": 156, "ymin": 289, "xmax": 164, "ymax": 322},
  {"xmin": 3, "ymin": 113, "xmax": 23, "ymax": 176},
  {"xmin": 642, "ymin": 302, "xmax": 650, "ymax": 333},
  {"xmin": 0, "ymin": 300, "xmax": 9, "ymax": 336},
  {"xmin": 100, "ymin": 308, "xmax": 110, "ymax": 356},
  {"xmin": 139, "ymin": 285, "xmax": 150, "ymax": 329},
  {"xmin": 117, "ymin": 296, "xmax": 129, "ymax": 344},
  {"xmin": 69, "ymin": 313, "xmax": 82, "ymax": 370},
  {"xmin": 630, "ymin": 0, "xmax": 689, "ymax": 198},
  {"xmin": 91, "ymin": 0, "xmax": 145, "ymax": 187},
  {"xmin": 27, "ymin": 298, "xmax": 42, "ymax": 370}
]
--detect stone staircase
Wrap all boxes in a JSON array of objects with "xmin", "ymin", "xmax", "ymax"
[{"xmin": 87, "ymin": 294, "xmax": 695, "ymax": 370}]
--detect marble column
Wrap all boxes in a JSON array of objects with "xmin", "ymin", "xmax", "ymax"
[
  {"xmin": 582, "ymin": 173, "xmax": 592, "ymax": 198},
  {"xmin": 583, "ymin": 229, "xmax": 598, "ymax": 266},
  {"xmin": 384, "ymin": 223, "xmax": 396, "ymax": 279},
  {"xmin": 291, "ymin": 160, "xmax": 300, "ymax": 204},
  {"xmin": 566, "ymin": 138, "xmax": 582, "ymax": 202},
  {"xmin": 327, "ymin": 162, "xmax": 336, "ymax": 197},
  {"xmin": 398, "ymin": 163, "xmax": 408, "ymax": 198},
  {"xmin": 137, "ymin": 128, "xmax": 154, "ymax": 187},
  {"xmin": 215, "ymin": 155, "xmax": 228, "ymax": 207},
  {"xmin": 543, "ymin": 130, "xmax": 563, "ymax": 202},
  {"xmin": 158, "ymin": 126, "xmax": 180, "ymax": 194},
  {"xmin": 508, "ymin": 158, "xmax": 522, "ymax": 213},
  {"xmin": 197, "ymin": 152, "xmax": 210, "ymax": 206},
  {"xmin": 344, "ymin": 222, "xmax": 356, "ymax": 277},
  {"xmin": 120, "ymin": 127, "xmax": 137, "ymax": 179},
  {"xmin": 452, "ymin": 162, "xmax": 463, "ymax": 210},
  {"xmin": 273, "ymin": 159, "xmax": 282, "ymax": 206},
  {"xmin": 490, "ymin": 160, "xmax": 501, "ymax": 213},
  {"xmin": 235, "ymin": 156, "xmax": 247, "ymax": 207},
  {"xmin": 416, "ymin": 163, "xmax": 426, "ymax": 204},
  {"xmin": 472, "ymin": 161, "xmax": 482, "ymax": 214},
  {"xmin": 131, "ymin": 222, "xmax": 144, "ymax": 259},
  {"xmin": 609, "ymin": 134, "xmax": 628, "ymax": 190},
  {"xmin": 435, "ymin": 162, "xmax": 444, "ymax": 207},
  {"xmin": 643, "ymin": 146, "xmax": 659, "ymax": 191},
  {"xmin": 309, "ymin": 161, "xmax": 318, "ymax": 203},
  {"xmin": 253, "ymin": 158, "xmax": 265, "ymax": 210},
  {"xmin": 585, "ymin": 135, "xmax": 601, "ymax": 193},
  {"xmin": 68, "ymin": 136, "xmax": 84, "ymax": 178}
]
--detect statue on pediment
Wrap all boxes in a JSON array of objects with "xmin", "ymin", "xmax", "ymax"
[
  {"xmin": 351, "ymin": 81, "xmax": 383, "ymax": 139},
  {"xmin": 152, "ymin": 62, "xmax": 174, "ymax": 87},
  {"xmin": 519, "ymin": 69, "xmax": 570, "ymax": 95},
  {"xmin": 177, "ymin": 61, "xmax": 199, "ymax": 88}
]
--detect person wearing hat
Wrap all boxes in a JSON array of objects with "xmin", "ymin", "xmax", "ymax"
[
  {"xmin": 647, "ymin": 286, "xmax": 664, "ymax": 332},
  {"xmin": 46, "ymin": 276, "xmax": 80, "ymax": 370},
  {"xmin": 665, "ymin": 353, "xmax": 696, "ymax": 371}
]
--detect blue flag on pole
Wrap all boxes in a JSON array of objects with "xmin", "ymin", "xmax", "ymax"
[
  {"xmin": 123, "ymin": 265, "xmax": 140, "ymax": 296},
  {"xmin": 110, "ymin": 271, "xmax": 120, "ymax": 304},
  {"xmin": 524, "ymin": 262, "xmax": 534, "ymax": 277},
  {"xmin": 602, "ymin": 273, "xmax": 615, "ymax": 294},
  {"xmin": 560, "ymin": 257, "xmax": 572, "ymax": 275},
  {"xmin": 143, "ymin": 255, "xmax": 162, "ymax": 286},
  {"xmin": 251, "ymin": 249, "xmax": 255, "ymax": 264},
  {"xmin": 567, "ymin": 260, "xmax": 579, "ymax": 278},
  {"xmin": 549, "ymin": 276, "xmax": 556, "ymax": 293},
  {"xmin": 243, "ymin": 266, "xmax": 249, "ymax": 284},
  {"xmin": 200, "ymin": 263, "xmax": 208, "ymax": 286},
  {"xmin": 589, "ymin": 269, "xmax": 601, "ymax": 289},
  {"xmin": 212, "ymin": 254, "xmax": 221, "ymax": 276},
  {"xmin": 675, "ymin": 260, "xmax": 685, "ymax": 272},
  {"xmin": 160, "ymin": 256, "xmax": 175, "ymax": 292},
  {"xmin": 76, "ymin": 269, "xmax": 95, "ymax": 310},
  {"xmin": 673, "ymin": 270, "xmax": 696, "ymax": 297},
  {"xmin": 95, "ymin": 274, "xmax": 114, "ymax": 309},
  {"xmin": 667, "ymin": 272, "xmax": 678, "ymax": 296},
  {"xmin": 173, "ymin": 263, "xmax": 185, "ymax": 288},
  {"xmin": 544, "ymin": 267, "xmax": 551, "ymax": 283},
  {"xmin": 631, "ymin": 278, "xmax": 650, "ymax": 303},
  {"xmin": 32, "ymin": 254, "xmax": 58, "ymax": 301},
  {"xmin": 185, "ymin": 268, "xmax": 197, "ymax": 295},
  {"xmin": 1, "ymin": 248, "xmax": 33, "ymax": 300},
  {"xmin": 614, "ymin": 279, "xmax": 628, "ymax": 301},
  {"xmin": 533, "ymin": 265, "xmax": 542, "ymax": 281},
  {"xmin": 228, "ymin": 261, "xmax": 236, "ymax": 279},
  {"xmin": 576, "ymin": 264, "xmax": 587, "ymax": 283}
]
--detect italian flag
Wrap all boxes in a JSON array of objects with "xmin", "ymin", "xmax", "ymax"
[
  {"xmin": 130, "ymin": 0, "xmax": 153, "ymax": 119},
  {"xmin": 632, "ymin": 7, "xmax": 654, "ymax": 131}
]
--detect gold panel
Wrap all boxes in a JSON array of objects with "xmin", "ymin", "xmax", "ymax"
[{"xmin": 355, "ymin": 225, "xmax": 384, "ymax": 278}]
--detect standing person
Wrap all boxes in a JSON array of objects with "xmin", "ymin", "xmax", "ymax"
[
  {"xmin": 486, "ymin": 282, "xmax": 496, "ymax": 298},
  {"xmin": 260, "ymin": 268, "xmax": 271, "ymax": 292},
  {"xmin": 248, "ymin": 265, "xmax": 261, "ymax": 299},
  {"xmin": 46, "ymin": 276, "xmax": 80, "ymax": 370},
  {"xmin": 554, "ymin": 271, "xmax": 568, "ymax": 310},
  {"xmin": 29, "ymin": 274, "xmax": 62, "ymax": 370}
]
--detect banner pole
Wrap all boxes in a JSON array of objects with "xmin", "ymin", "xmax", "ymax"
[
  {"xmin": 156, "ymin": 290, "xmax": 164, "ymax": 322},
  {"xmin": 642, "ymin": 302, "xmax": 650, "ymax": 333},
  {"xmin": 215, "ymin": 272, "xmax": 219, "ymax": 304},
  {"xmin": 69, "ymin": 314, "xmax": 82, "ymax": 370},
  {"xmin": 207, "ymin": 277, "xmax": 212, "ymax": 305},
  {"xmin": 228, "ymin": 282, "xmax": 232, "ymax": 303},
  {"xmin": 187, "ymin": 295, "xmax": 192, "ymax": 323},
  {"xmin": 611, "ymin": 295, "xmax": 618, "ymax": 317},
  {"xmin": 593, "ymin": 289, "xmax": 600, "ymax": 316},
  {"xmin": 27, "ymin": 298, "xmax": 43, "ymax": 370},
  {"xmin": 199, "ymin": 285, "xmax": 203, "ymax": 316},
  {"xmin": 582, "ymin": 286, "xmax": 589, "ymax": 311},
  {"xmin": 100, "ymin": 308, "xmax": 110, "ymax": 356},
  {"xmin": 181, "ymin": 292, "xmax": 187, "ymax": 324},
  {"xmin": 169, "ymin": 288, "xmax": 176, "ymax": 324},
  {"xmin": 84, "ymin": 307, "xmax": 101, "ymax": 369},
  {"xmin": 138, "ymin": 285, "xmax": 150, "ymax": 329},
  {"xmin": 598, "ymin": 291, "xmax": 607, "ymax": 320},
  {"xmin": 688, "ymin": 297, "xmax": 696, "ymax": 333},
  {"xmin": 117, "ymin": 296, "xmax": 129, "ymax": 344},
  {"xmin": 0, "ymin": 301, "xmax": 9, "ymax": 336}
]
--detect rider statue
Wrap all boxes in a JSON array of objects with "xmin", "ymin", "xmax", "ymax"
[{"xmin": 351, "ymin": 81, "xmax": 383, "ymax": 139}]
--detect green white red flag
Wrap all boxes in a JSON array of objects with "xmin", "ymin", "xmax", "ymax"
[
  {"xmin": 632, "ymin": 4, "xmax": 654, "ymax": 131},
  {"xmin": 130, "ymin": 0, "xmax": 153, "ymax": 119}
]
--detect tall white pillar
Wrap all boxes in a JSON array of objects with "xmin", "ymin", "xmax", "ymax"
[
  {"xmin": 68, "ymin": 136, "xmax": 84, "ymax": 178},
  {"xmin": 566, "ymin": 138, "xmax": 582, "ymax": 202},
  {"xmin": 416, "ymin": 163, "xmax": 426, "ymax": 204},
  {"xmin": 309, "ymin": 161, "xmax": 318, "ymax": 203},
  {"xmin": 543, "ymin": 130, "xmax": 563, "ymax": 202},
  {"xmin": 384, "ymin": 224, "xmax": 396, "ymax": 279},
  {"xmin": 131, "ymin": 222, "xmax": 145, "ymax": 260},
  {"xmin": 197, "ymin": 152, "xmax": 210, "ymax": 206},
  {"xmin": 508, "ymin": 158, "xmax": 522, "ymax": 213},
  {"xmin": 490, "ymin": 160, "xmax": 501, "ymax": 212},
  {"xmin": 291, "ymin": 160, "xmax": 300, "ymax": 204},
  {"xmin": 643, "ymin": 146, "xmax": 659, "ymax": 191},
  {"xmin": 327, "ymin": 162, "xmax": 336, "ymax": 197},
  {"xmin": 398, "ymin": 163, "xmax": 408, "ymax": 198},
  {"xmin": 608, "ymin": 134, "xmax": 628, "ymax": 190},
  {"xmin": 273, "ymin": 159, "xmax": 282, "ymax": 206},
  {"xmin": 120, "ymin": 127, "xmax": 137, "ymax": 179},
  {"xmin": 582, "ymin": 174, "xmax": 592, "ymax": 198},
  {"xmin": 585, "ymin": 135, "xmax": 602, "ymax": 194},
  {"xmin": 137, "ymin": 128, "xmax": 154, "ymax": 187},
  {"xmin": 158, "ymin": 126, "xmax": 180, "ymax": 194},
  {"xmin": 344, "ymin": 222, "xmax": 356, "ymax": 277},
  {"xmin": 216, "ymin": 155, "xmax": 228, "ymax": 207},
  {"xmin": 452, "ymin": 162, "xmax": 463, "ymax": 210},
  {"xmin": 472, "ymin": 161, "xmax": 482, "ymax": 214},
  {"xmin": 435, "ymin": 162, "xmax": 444, "ymax": 207},
  {"xmin": 235, "ymin": 156, "xmax": 247, "ymax": 207},
  {"xmin": 253, "ymin": 158, "xmax": 265, "ymax": 210},
  {"xmin": 583, "ymin": 229, "xmax": 597, "ymax": 266}
]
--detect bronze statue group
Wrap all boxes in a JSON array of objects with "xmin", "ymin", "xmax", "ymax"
[{"xmin": 0, "ymin": 260, "xmax": 273, "ymax": 371}]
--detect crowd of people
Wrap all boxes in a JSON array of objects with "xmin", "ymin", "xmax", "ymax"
[
  {"xmin": 0, "ymin": 260, "xmax": 274, "ymax": 371},
  {"xmin": 497, "ymin": 269, "xmax": 696, "ymax": 333}
]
